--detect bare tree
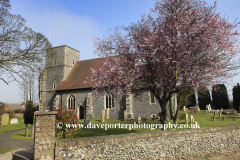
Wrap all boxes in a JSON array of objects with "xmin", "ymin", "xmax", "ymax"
[
  {"xmin": 18, "ymin": 69, "xmax": 38, "ymax": 104},
  {"xmin": 0, "ymin": 0, "xmax": 51, "ymax": 84}
]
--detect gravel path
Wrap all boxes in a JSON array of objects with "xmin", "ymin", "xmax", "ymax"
[{"xmin": 0, "ymin": 128, "xmax": 34, "ymax": 149}]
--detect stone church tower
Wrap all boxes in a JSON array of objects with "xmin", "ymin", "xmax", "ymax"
[{"xmin": 39, "ymin": 45, "xmax": 80, "ymax": 111}]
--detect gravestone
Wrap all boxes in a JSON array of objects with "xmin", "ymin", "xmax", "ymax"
[
  {"xmin": 101, "ymin": 110, "xmax": 105, "ymax": 122},
  {"xmin": 183, "ymin": 106, "xmax": 186, "ymax": 111},
  {"xmin": 127, "ymin": 114, "xmax": 132, "ymax": 120},
  {"xmin": 84, "ymin": 115, "xmax": 91, "ymax": 128},
  {"xmin": 138, "ymin": 116, "xmax": 141, "ymax": 124},
  {"xmin": 106, "ymin": 109, "xmax": 109, "ymax": 119},
  {"xmin": 1, "ymin": 113, "xmax": 9, "ymax": 125},
  {"xmin": 213, "ymin": 112, "xmax": 216, "ymax": 121},
  {"xmin": 185, "ymin": 113, "xmax": 188, "ymax": 124},
  {"xmin": 190, "ymin": 115, "xmax": 194, "ymax": 124},
  {"xmin": 190, "ymin": 107, "xmax": 196, "ymax": 113},
  {"xmin": 10, "ymin": 118, "xmax": 18, "ymax": 124},
  {"xmin": 219, "ymin": 108, "xmax": 223, "ymax": 118}
]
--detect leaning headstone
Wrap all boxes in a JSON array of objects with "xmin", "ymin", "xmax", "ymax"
[
  {"xmin": 196, "ymin": 105, "xmax": 200, "ymax": 112},
  {"xmin": 138, "ymin": 116, "xmax": 141, "ymax": 124},
  {"xmin": 106, "ymin": 109, "xmax": 109, "ymax": 119},
  {"xmin": 213, "ymin": 112, "xmax": 216, "ymax": 121},
  {"xmin": 84, "ymin": 115, "xmax": 91, "ymax": 128},
  {"xmin": 185, "ymin": 113, "xmax": 188, "ymax": 124},
  {"xmin": 10, "ymin": 118, "xmax": 18, "ymax": 124},
  {"xmin": 1, "ymin": 113, "xmax": 9, "ymax": 125},
  {"xmin": 101, "ymin": 110, "xmax": 105, "ymax": 122}
]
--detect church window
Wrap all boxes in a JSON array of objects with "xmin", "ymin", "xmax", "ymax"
[
  {"xmin": 150, "ymin": 91, "xmax": 155, "ymax": 104},
  {"xmin": 53, "ymin": 81, "xmax": 56, "ymax": 90},
  {"xmin": 105, "ymin": 93, "xmax": 114, "ymax": 109},
  {"xmin": 68, "ymin": 94, "xmax": 75, "ymax": 110},
  {"xmin": 73, "ymin": 60, "xmax": 74, "ymax": 64},
  {"xmin": 53, "ymin": 58, "xmax": 56, "ymax": 66}
]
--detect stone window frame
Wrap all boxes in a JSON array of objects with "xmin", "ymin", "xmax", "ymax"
[
  {"xmin": 53, "ymin": 81, "xmax": 56, "ymax": 90},
  {"xmin": 149, "ymin": 91, "xmax": 156, "ymax": 104},
  {"xmin": 104, "ymin": 93, "xmax": 114, "ymax": 109},
  {"xmin": 53, "ymin": 58, "xmax": 56, "ymax": 66},
  {"xmin": 67, "ymin": 94, "xmax": 75, "ymax": 110}
]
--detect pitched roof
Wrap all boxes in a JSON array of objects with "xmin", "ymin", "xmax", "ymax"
[{"xmin": 55, "ymin": 57, "xmax": 105, "ymax": 91}]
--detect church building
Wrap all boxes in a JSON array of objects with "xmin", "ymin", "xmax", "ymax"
[{"xmin": 40, "ymin": 45, "xmax": 176, "ymax": 120}]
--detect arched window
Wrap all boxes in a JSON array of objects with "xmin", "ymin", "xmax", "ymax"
[
  {"xmin": 150, "ymin": 91, "xmax": 155, "ymax": 104},
  {"xmin": 68, "ymin": 94, "xmax": 75, "ymax": 110},
  {"xmin": 53, "ymin": 81, "xmax": 56, "ymax": 90},
  {"xmin": 105, "ymin": 93, "xmax": 114, "ymax": 109}
]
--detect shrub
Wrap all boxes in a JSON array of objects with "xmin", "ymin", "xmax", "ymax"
[
  {"xmin": 0, "ymin": 102, "xmax": 5, "ymax": 115},
  {"xmin": 212, "ymin": 84, "xmax": 229, "ymax": 109},
  {"xmin": 9, "ymin": 111, "xmax": 15, "ymax": 119},
  {"xmin": 14, "ymin": 109, "xmax": 23, "ymax": 113},
  {"xmin": 198, "ymin": 86, "xmax": 211, "ymax": 110},
  {"xmin": 233, "ymin": 83, "xmax": 240, "ymax": 110},
  {"xmin": 55, "ymin": 105, "xmax": 80, "ymax": 138}
]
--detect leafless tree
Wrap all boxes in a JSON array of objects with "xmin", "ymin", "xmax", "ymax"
[{"xmin": 0, "ymin": 0, "xmax": 51, "ymax": 84}]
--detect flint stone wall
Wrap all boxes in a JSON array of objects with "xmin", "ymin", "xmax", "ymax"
[{"xmin": 55, "ymin": 124, "xmax": 240, "ymax": 159}]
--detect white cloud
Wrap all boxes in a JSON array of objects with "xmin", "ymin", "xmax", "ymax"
[
  {"xmin": 0, "ymin": 0, "xmax": 105, "ymax": 103},
  {"xmin": 10, "ymin": 0, "xmax": 104, "ymax": 60}
]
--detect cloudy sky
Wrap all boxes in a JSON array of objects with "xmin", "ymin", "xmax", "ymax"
[{"xmin": 1, "ymin": 0, "xmax": 240, "ymax": 103}]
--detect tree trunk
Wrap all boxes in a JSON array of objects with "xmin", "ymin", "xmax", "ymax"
[
  {"xmin": 173, "ymin": 107, "xmax": 180, "ymax": 128},
  {"xmin": 25, "ymin": 124, "xmax": 28, "ymax": 137},
  {"xmin": 160, "ymin": 102, "xmax": 168, "ymax": 130}
]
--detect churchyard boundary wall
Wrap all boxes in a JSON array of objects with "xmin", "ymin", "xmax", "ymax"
[{"xmin": 33, "ymin": 111, "xmax": 240, "ymax": 160}]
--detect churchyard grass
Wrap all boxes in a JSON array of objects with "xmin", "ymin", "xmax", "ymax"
[
  {"xmin": 0, "ymin": 118, "xmax": 35, "ymax": 132},
  {"xmin": 9, "ymin": 110, "xmax": 240, "ymax": 140},
  {"xmin": 10, "ymin": 129, "xmax": 34, "ymax": 140},
  {"xmin": 61, "ymin": 110, "xmax": 240, "ymax": 139},
  {"xmin": 0, "ymin": 147, "xmax": 14, "ymax": 154}
]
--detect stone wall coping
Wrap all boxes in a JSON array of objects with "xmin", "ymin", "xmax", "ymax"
[
  {"xmin": 55, "ymin": 124, "xmax": 240, "ymax": 148},
  {"xmin": 34, "ymin": 111, "xmax": 58, "ymax": 115}
]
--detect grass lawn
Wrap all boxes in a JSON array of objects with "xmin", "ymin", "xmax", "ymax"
[
  {"xmin": 0, "ymin": 147, "xmax": 14, "ymax": 154},
  {"xmin": 10, "ymin": 129, "xmax": 34, "ymax": 140},
  {"xmin": 9, "ymin": 110, "xmax": 240, "ymax": 140},
  {"xmin": 0, "ymin": 118, "xmax": 35, "ymax": 132},
  {"xmin": 61, "ymin": 110, "xmax": 240, "ymax": 139}
]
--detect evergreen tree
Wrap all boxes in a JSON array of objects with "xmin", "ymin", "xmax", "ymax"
[
  {"xmin": 197, "ymin": 86, "xmax": 211, "ymax": 110},
  {"xmin": 212, "ymin": 84, "xmax": 229, "ymax": 110},
  {"xmin": 232, "ymin": 83, "xmax": 240, "ymax": 110}
]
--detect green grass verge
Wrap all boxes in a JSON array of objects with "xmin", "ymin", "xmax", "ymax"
[
  {"xmin": 0, "ymin": 118, "xmax": 35, "ymax": 132},
  {"xmin": 57, "ymin": 110, "xmax": 240, "ymax": 139},
  {"xmin": 0, "ymin": 147, "xmax": 14, "ymax": 154},
  {"xmin": 9, "ymin": 129, "xmax": 34, "ymax": 140},
  {"xmin": 9, "ymin": 110, "xmax": 240, "ymax": 140}
]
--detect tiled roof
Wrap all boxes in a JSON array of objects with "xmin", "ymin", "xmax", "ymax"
[{"xmin": 55, "ymin": 57, "xmax": 105, "ymax": 91}]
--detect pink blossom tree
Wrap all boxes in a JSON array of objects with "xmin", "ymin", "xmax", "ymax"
[{"xmin": 90, "ymin": 0, "xmax": 239, "ymax": 126}]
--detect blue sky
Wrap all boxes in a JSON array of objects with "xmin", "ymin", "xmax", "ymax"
[{"xmin": 0, "ymin": 0, "xmax": 240, "ymax": 103}]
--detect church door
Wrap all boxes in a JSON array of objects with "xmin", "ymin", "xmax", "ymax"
[{"xmin": 79, "ymin": 106, "xmax": 84, "ymax": 119}]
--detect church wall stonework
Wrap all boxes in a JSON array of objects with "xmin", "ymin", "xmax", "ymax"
[
  {"xmin": 40, "ymin": 45, "xmax": 80, "ymax": 111},
  {"xmin": 40, "ymin": 45, "xmax": 172, "ymax": 120}
]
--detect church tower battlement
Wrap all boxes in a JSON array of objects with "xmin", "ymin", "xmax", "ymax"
[{"xmin": 40, "ymin": 45, "xmax": 80, "ymax": 111}]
